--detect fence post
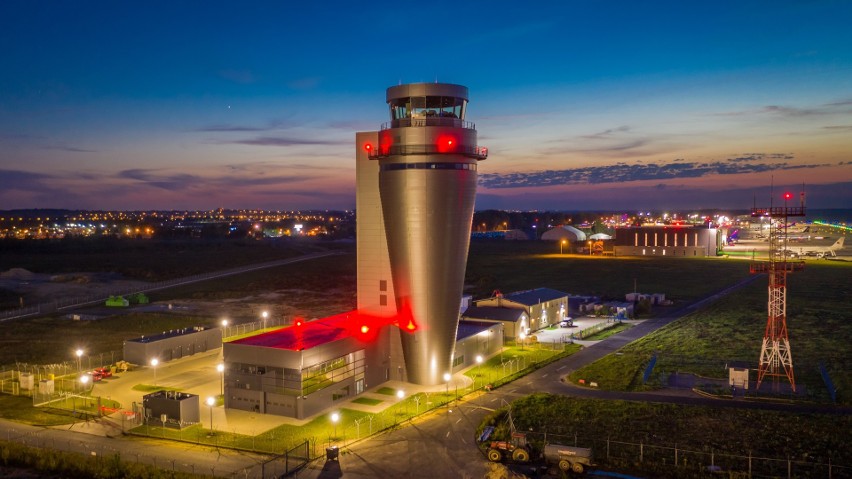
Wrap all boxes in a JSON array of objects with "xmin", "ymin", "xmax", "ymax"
[
  {"xmin": 640, "ymin": 441, "xmax": 643, "ymax": 463},
  {"xmin": 749, "ymin": 450, "xmax": 752, "ymax": 477},
  {"xmin": 675, "ymin": 444, "xmax": 678, "ymax": 467},
  {"xmin": 606, "ymin": 437, "xmax": 610, "ymax": 459},
  {"xmin": 788, "ymin": 456, "xmax": 791, "ymax": 479}
]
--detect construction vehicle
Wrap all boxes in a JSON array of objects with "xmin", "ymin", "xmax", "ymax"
[
  {"xmin": 487, "ymin": 432, "xmax": 532, "ymax": 463},
  {"xmin": 543, "ymin": 443, "xmax": 594, "ymax": 474}
]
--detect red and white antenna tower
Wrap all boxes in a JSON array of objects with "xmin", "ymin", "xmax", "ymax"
[{"xmin": 749, "ymin": 189, "xmax": 805, "ymax": 392}]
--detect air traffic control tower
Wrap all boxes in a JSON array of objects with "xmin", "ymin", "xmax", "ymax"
[{"xmin": 356, "ymin": 83, "xmax": 487, "ymax": 385}]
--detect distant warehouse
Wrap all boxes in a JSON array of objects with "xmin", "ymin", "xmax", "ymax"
[{"xmin": 613, "ymin": 226, "xmax": 720, "ymax": 257}]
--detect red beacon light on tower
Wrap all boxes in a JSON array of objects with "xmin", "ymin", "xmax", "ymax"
[
  {"xmin": 783, "ymin": 192, "xmax": 793, "ymax": 200},
  {"xmin": 364, "ymin": 143, "xmax": 373, "ymax": 153}
]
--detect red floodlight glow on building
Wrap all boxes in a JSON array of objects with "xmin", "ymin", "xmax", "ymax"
[{"xmin": 436, "ymin": 135, "xmax": 456, "ymax": 153}]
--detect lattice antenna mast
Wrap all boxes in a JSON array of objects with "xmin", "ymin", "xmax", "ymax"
[{"xmin": 749, "ymin": 190, "xmax": 805, "ymax": 392}]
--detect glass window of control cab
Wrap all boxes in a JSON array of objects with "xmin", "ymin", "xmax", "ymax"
[{"xmin": 390, "ymin": 96, "xmax": 467, "ymax": 120}]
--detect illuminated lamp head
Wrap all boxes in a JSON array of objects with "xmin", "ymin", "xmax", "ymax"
[
  {"xmin": 364, "ymin": 143, "xmax": 373, "ymax": 153},
  {"xmin": 360, "ymin": 325, "xmax": 369, "ymax": 334},
  {"xmin": 783, "ymin": 192, "xmax": 793, "ymax": 200},
  {"xmin": 294, "ymin": 318, "xmax": 304, "ymax": 328}
]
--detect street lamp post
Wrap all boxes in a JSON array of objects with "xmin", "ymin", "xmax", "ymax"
[
  {"xmin": 150, "ymin": 358, "xmax": 159, "ymax": 386},
  {"xmin": 475, "ymin": 355, "xmax": 484, "ymax": 389},
  {"xmin": 221, "ymin": 319, "xmax": 228, "ymax": 339},
  {"xmin": 206, "ymin": 396, "xmax": 215, "ymax": 433},
  {"xmin": 396, "ymin": 389, "xmax": 405, "ymax": 417},
  {"xmin": 330, "ymin": 412, "xmax": 340, "ymax": 443},
  {"xmin": 75, "ymin": 348, "xmax": 84, "ymax": 373},
  {"xmin": 519, "ymin": 332, "xmax": 526, "ymax": 350},
  {"xmin": 217, "ymin": 363, "xmax": 225, "ymax": 396},
  {"xmin": 561, "ymin": 239, "xmax": 566, "ymax": 255},
  {"xmin": 443, "ymin": 373, "xmax": 451, "ymax": 409},
  {"xmin": 261, "ymin": 311, "xmax": 269, "ymax": 331}
]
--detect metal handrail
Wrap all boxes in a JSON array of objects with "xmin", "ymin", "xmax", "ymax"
[
  {"xmin": 368, "ymin": 144, "xmax": 488, "ymax": 160},
  {"xmin": 381, "ymin": 118, "xmax": 475, "ymax": 130}
]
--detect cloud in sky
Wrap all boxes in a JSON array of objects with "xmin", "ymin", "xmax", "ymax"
[
  {"xmin": 230, "ymin": 136, "xmax": 350, "ymax": 147},
  {"xmin": 478, "ymin": 153, "xmax": 831, "ymax": 189},
  {"xmin": 711, "ymin": 100, "xmax": 852, "ymax": 118}
]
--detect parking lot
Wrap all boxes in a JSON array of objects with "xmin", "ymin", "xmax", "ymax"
[{"xmin": 531, "ymin": 317, "xmax": 639, "ymax": 343}]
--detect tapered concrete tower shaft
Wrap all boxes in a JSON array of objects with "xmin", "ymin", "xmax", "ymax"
[{"xmin": 371, "ymin": 83, "xmax": 487, "ymax": 385}]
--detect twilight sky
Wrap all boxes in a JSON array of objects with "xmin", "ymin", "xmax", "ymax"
[{"xmin": 1, "ymin": 1, "xmax": 851, "ymax": 212}]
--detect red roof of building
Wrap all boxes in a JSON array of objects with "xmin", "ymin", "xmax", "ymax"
[{"xmin": 230, "ymin": 309, "xmax": 400, "ymax": 351}]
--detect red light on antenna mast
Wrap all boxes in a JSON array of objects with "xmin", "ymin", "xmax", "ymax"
[
  {"xmin": 364, "ymin": 143, "xmax": 372, "ymax": 152},
  {"xmin": 783, "ymin": 192, "xmax": 793, "ymax": 200}
]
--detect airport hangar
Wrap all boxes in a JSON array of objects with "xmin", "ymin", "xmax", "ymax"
[{"xmin": 612, "ymin": 225, "xmax": 721, "ymax": 257}]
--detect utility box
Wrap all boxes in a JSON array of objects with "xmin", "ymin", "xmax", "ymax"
[
  {"xmin": 19, "ymin": 372, "xmax": 34, "ymax": 390},
  {"xmin": 142, "ymin": 390, "xmax": 200, "ymax": 428},
  {"xmin": 39, "ymin": 379, "xmax": 55, "ymax": 395},
  {"xmin": 729, "ymin": 366, "xmax": 749, "ymax": 390}
]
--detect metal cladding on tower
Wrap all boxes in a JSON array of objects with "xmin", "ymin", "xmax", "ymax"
[{"xmin": 368, "ymin": 83, "xmax": 487, "ymax": 385}]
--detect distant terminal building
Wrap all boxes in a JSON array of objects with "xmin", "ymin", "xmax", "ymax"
[{"xmin": 613, "ymin": 226, "xmax": 720, "ymax": 257}]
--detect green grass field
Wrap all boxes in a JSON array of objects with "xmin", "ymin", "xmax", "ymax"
[
  {"xmin": 0, "ymin": 237, "xmax": 322, "ymax": 281},
  {"xmin": 465, "ymin": 241, "xmax": 751, "ymax": 303},
  {"xmin": 569, "ymin": 260, "xmax": 852, "ymax": 403},
  {"xmin": 0, "ymin": 312, "xmax": 215, "ymax": 365}
]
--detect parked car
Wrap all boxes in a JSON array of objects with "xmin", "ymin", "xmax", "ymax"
[{"xmin": 559, "ymin": 318, "xmax": 574, "ymax": 328}]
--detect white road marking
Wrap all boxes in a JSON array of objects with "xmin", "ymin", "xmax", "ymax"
[{"xmin": 557, "ymin": 365, "xmax": 566, "ymax": 371}]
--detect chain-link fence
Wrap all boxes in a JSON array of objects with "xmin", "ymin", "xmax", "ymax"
[{"xmin": 520, "ymin": 431, "xmax": 849, "ymax": 479}]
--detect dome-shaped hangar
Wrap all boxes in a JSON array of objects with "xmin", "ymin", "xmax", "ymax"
[{"xmin": 542, "ymin": 225, "xmax": 587, "ymax": 242}]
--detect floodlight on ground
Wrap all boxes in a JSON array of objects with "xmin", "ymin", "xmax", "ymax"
[
  {"xmin": 206, "ymin": 396, "xmax": 216, "ymax": 431},
  {"xmin": 396, "ymin": 389, "xmax": 404, "ymax": 399}
]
